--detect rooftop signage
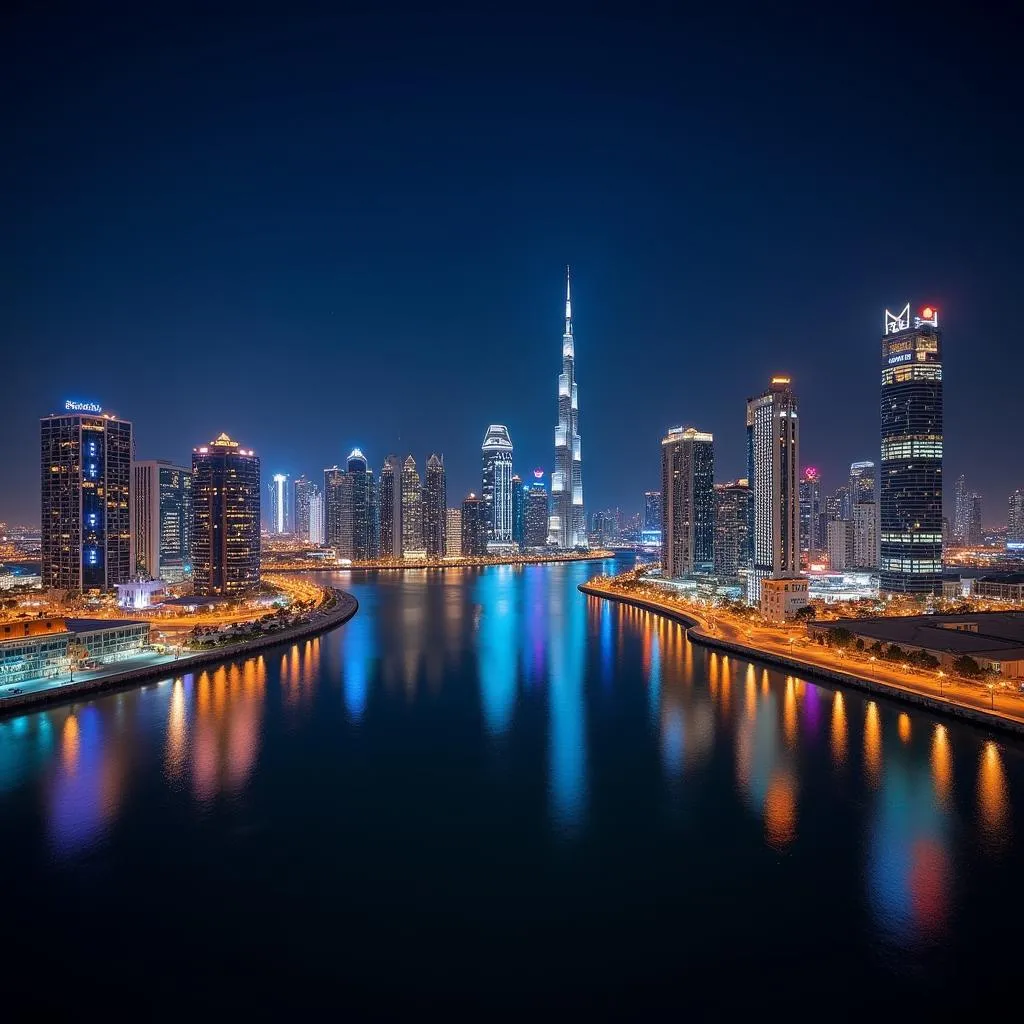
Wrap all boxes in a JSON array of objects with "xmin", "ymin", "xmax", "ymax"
[
  {"xmin": 64, "ymin": 400, "xmax": 102, "ymax": 414},
  {"xmin": 884, "ymin": 303, "xmax": 910, "ymax": 335}
]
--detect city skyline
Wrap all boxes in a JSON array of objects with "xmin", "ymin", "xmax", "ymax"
[{"xmin": 3, "ymin": 10, "xmax": 1021, "ymax": 524}]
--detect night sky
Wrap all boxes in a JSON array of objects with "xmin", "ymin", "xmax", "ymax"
[{"xmin": 3, "ymin": 7, "xmax": 1021, "ymax": 526}]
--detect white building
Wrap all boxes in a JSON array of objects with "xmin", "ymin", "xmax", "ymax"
[
  {"xmin": 308, "ymin": 489, "xmax": 325, "ymax": 546},
  {"xmin": 445, "ymin": 508, "xmax": 462, "ymax": 556},
  {"xmin": 852, "ymin": 502, "xmax": 879, "ymax": 569},
  {"xmin": 827, "ymin": 519, "xmax": 850, "ymax": 572}
]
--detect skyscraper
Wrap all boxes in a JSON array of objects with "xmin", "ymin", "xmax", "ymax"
[
  {"xmin": 746, "ymin": 376, "xmax": 800, "ymax": 604},
  {"xmin": 524, "ymin": 470, "xmax": 549, "ymax": 549},
  {"xmin": 953, "ymin": 474, "xmax": 969, "ymax": 544},
  {"xmin": 461, "ymin": 493, "xmax": 487, "ymax": 556},
  {"xmin": 323, "ymin": 466, "xmax": 346, "ymax": 550},
  {"xmin": 445, "ymin": 508, "xmax": 462, "ymax": 556},
  {"xmin": 191, "ymin": 433, "xmax": 260, "ymax": 596},
  {"xmin": 644, "ymin": 491, "xmax": 663, "ymax": 532},
  {"xmin": 308, "ymin": 486, "xmax": 325, "ymax": 546},
  {"xmin": 41, "ymin": 401, "xmax": 133, "ymax": 591},
  {"xmin": 798, "ymin": 467, "xmax": 822, "ymax": 560},
  {"xmin": 380, "ymin": 455, "xmax": 400, "ymax": 558},
  {"xmin": 549, "ymin": 266, "xmax": 585, "ymax": 548},
  {"xmin": 660, "ymin": 427, "xmax": 715, "ymax": 577},
  {"xmin": 401, "ymin": 455, "xmax": 424, "ymax": 556},
  {"xmin": 293, "ymin": 475, "xmax": 312, "ymax": 540},
  {"xmin": 267, "ymin": 474, "xmax": 290, "ymax": 534},
  {"xmin": 345, "ymin": 448, "xmax": 372, "ymax": 560},
  {"xmin": 879, "ymin": 303, "xmax": 943, "ymax": 594},
  {"xmin": 1008, "ymin": 490, "xmax": 1024, "ymax": 553},
  {"xmin": 511, "ymin": 473, "xmax": 524, "ymax": 548},
  {"xmin": 849, "ymin": 460, "xmax": 879, "ymax": 569},
  {"xmin": 713, "ymin": 480, "xmax": 751, "ymax": 579},
  {"xmin": 368, "ymin": 470, "xmax": 380, "ymax": 558},
  {"xmin": 967, "ymin": 493, "xmax": 983, "ymax": 547},
  {"xmin": 134, "ymin": 460, "xmax": 192, "ymax": 583},
  {"xmin": 481, "ymin": 424, "xmax": 514, "ymax": 551},
  {"xmin": 424, "ymin": 453, "xmax": 447, "ymax": 558}
]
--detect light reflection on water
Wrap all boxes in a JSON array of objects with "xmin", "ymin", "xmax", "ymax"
[{"xmin": 0, "ymin": 559, "xmax": 1021, "ymax": 972}]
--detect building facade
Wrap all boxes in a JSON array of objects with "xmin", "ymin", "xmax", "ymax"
[
  {"xmin": 511, "ymin": 474, "xmax": 524, "ymax": 548},
  {"xmin": 549, "ymin": 267, "xmax": 586, "ymax": 548},
  {"xmin": 461, "ymin": 494, "xmax": 488, "ymax": 556},
  {"xmin": 41, "ymin": 402, "xmax": 133, "ymax": 591},
  {"xmin": 798, "ymin": 467, "xmax": 822, "ymax": 562},
  {"xmin": 481, "ymin": 425, "xmax": 514, "ymax": 551},
  {"xmin": 268, "ymin": 474, "xmax": 290, "ymax": 534},
  {"xmin": 308, "ymin": 487, "xmax": 325, "ymax": 546},
  {"xmin": 445, "ymin": 508, "xmax": 462, "ymax": 556},
  {"xmin": 827, "ymin": 518, "xmax": 851, "ymax": 572},
  {"xmin": 525, "ymin": 471, "xmax": 549, "ymax": 549},
  {"xmin": 879, "ymin": 303, "xmax": 943, "ymax": 594},
  {"xmin": 379, "ymin": 455, "xmax": 400, "ymax": 558},
  {"xmin": 849, "ymin": 460, "xmax": 880, "ymax": 569},
  {"xmin": 1008, "ymin": 490, "xmax": 1024, "ymax": 553},
  {"xmin": 293, "ymin": 475, "xmax": 312, "ymax": 540},
  {"xmin": 343, "ymin": 448, "xmax": 372, "ymax": 560},
  {"xmin": 713, "ymin": 480, "xmax": 751, "ymax": 579},
  {"xmin": 644, "ymin": 491, "xmax": 663, "ymax": 532},
  {"xmin": 401, "ymin": 456, "xmax": 424, "ymax": 556},
  {"xmin": 323, "ymin": 466, "xmax": 346, "ymax": 550},
  {"xmin": 190, "ymin": 433, "xmax": 260, "ymax": 597},
  {"xmin": 424, "ymin": 453, "xmax": 447, "ymax": 558},
  {"xmin": 660, "ymin": 426, "xmax": 714, "ymax": 577},
  {"xmin": 134, "ymin": 460, "xmax": 192, "ymax": 583},
  {"xmin": 746, "ymin": 377, "xmax": 800, "ymax": 604}
]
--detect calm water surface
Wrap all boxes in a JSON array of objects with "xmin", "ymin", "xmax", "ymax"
[{"xmin": 1, "ymin": 558, "xmax": 1021, "ymax": 1013}]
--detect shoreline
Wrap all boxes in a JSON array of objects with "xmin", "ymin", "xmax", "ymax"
[
  {"xmin": 0, "ymin": 589, "xmax": 358, "ymax": 719},
  {"xmin": 263, "ymin": 551, "xmax": 616, "ymax": 572},
  {"xmin": 579, "ymin": 582, "xmax": 1024, "ymax": 738}
]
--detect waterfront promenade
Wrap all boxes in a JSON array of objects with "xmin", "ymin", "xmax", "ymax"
[
  {"xmin": 0, "ymin": 588, "xmax": 358, "ymax": 717},
  {"xmin": 580, "ymin": 579, "xmax": 1024, "ymax": 736}
]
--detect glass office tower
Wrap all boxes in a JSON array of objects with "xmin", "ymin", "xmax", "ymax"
[{"xmin": 134, "ymin": 460, "xmax": 192, "ymax": 582}]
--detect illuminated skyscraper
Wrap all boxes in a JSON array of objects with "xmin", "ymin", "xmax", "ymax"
[
  {"xmin": 746, "ymin": 376, "xmax": 800, "ymax": 604},
  {"xmin": 511, "ymin": 473, "xmax": 524, "ymax": 548},
  {"xmin": 798, "ymin": 467, "xmax": 822, "ymax": 560},
  {"xmin": 134, "ymin": 460, "xmax": 192, "ymax": 582},
  {"xmin": 713, "ymin": 480, "xmax": 751, "ymax": 579},
  {"xmin": 445, "ymin": 508, "xmax": 462, "ymax": 556},
  {"xmin": 401, "ymin": 455, "xmax": 424, "ymax": 555},
  {"xmin": 41, "ymin": 401, "xmax": 133, "ymax": 591},
  {"xmin": 308, "ymin": 486, "xmax": 325, "ymax": 546},
  {"xmin": 644, "ymin": 491, "xmax": 662, "ymax": 532},
  {"xmin": 191, "ymin": 433, "xmax": 260, "ymax": 596},
  {"xmin": 1008, "ymin": 490, "xmax": 1024, "ymax": 553},
  {"xmin": 524, "ymin": 470, "xmax": 549, "ymax": 549},
  {"xmin": 879, "ymin": 302, "xmax": 943, "ymax": 594},
  {"xmin": 268, "ymin": 474, "xmax": 291, "ymax": 534},
  {"xmin": 953, "ymin": 474, "xmax": 968, "ymax": 544},
  {"xmin": 379, "ymin": 455, "xmax": 400, "ymax": 558},
  {"xmin": 343, "ymin": 448, "xmax": 372, "ymax": 560},
  {"xmin": 549, "ymin": 266, "xmax": 585, "ymax": 548},
  {"xmin": 481, "ymin": 425, "xmax": 514, "ymax": 551},
  {"xmin": 660, "ymin": 426, "xmax": 715, "ymax": 578},
  {"xmin": 849, "ymin": 460, "xmax": 879, "ymax": 568},
  {"xmin": 293, "ymin": 475, "xmax": 312, "ymax": 540},
  {"xmin": 324, "ymin": 466, "xmax": 346, "ymax": 549},
  {"xmin": 424, "ymin": 453, "xmax": 447, "ymax": 558},
  {"xmin": 461, "ymin": 493, "xmax": 487, "ymax": 556}
]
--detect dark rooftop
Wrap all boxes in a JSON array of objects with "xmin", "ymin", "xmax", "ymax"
[{"xmin": 64, "ymin": 618, "xmax": 149, "ymax": 633}]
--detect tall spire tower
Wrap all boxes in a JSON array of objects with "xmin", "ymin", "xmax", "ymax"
[{"xmin": 549, "ymin": 265, "xmax": 586, "ymax": 548}]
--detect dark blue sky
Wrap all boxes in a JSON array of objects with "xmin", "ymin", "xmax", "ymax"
[{"xmin": 3, "ymin": 6, "xmax": 1021, "ymax": 525}]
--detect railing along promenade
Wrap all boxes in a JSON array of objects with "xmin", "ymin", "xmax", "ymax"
[{"xmin": 580, "ymin": 577, "xmax": 1024, "ymax": 738}]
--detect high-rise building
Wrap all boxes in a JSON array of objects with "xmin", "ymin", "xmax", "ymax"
[
  {"xmin": 525, "ymin": 469, "xmax": 549, "ymax": 549},
  {"xmin": 343, "ymin": 448, "xmax": 372, "ymax": 560},
  {"xmin": 511, "ymin": 474, "xmax": 524, "ymax": 548},
  {"xmin": 549, "ymin": 266, "xmax": 586, "ymax": 548},
  {"xmin": 660, "ymin": 426, "xmax": 715, "ymax": 578},
  {"xmin": 309, "ymin": 486, "xmax": 325, "ymax": 546},
  {"xmin": 849, "ymin": 460, "xmax": 879, "ymax": 569},
  {"xmin": 798, "ymin": 467, "xmax": 823, "ymax": 560},
  {"xmin": 461, "ymin": 493, "xmax": 488, "ymax": 556},
  {"xmin": 41, "ymin": 401, "xmax": 133, "ymax": 591},
  {"xmin": 851, "ymin": 503, "xmax": 878, "ymax": 570},
  {"xmin": 323, "ymin": 466, "xmax": 346, "ymax": 550},
  {"xmin": 293, "ymin": 475, "xmax": 312, "ymax": 540},
  {"xmin": 879, "ymin": 303, "xmax": 943, "ymax": 594},
  {"xmin": 966, "ymin": 493, "xmax": 983, "ymax": 547},
  {"xmin": 825, "ymin": 485, "xmax": 851, "ymax": 524},
  {"xmin": 368, "ymin": 470, "xmax": 380, "ymax": 559},
  {"xmin": 644, "ymin": 491, "xmax": 663, "ymax": 532},
  {"xmin": 424, "ymin": 453, "xmax": 447, "ymax": 558},
  {"xmin": 827, "ymin": 519, "xmax": 850, "ymax": 572},
  {"xmin": 713, "ymin": 480, "xmax": 751, "ymax": 579},
  {"xmin": 481, "ymin": 425, "xmax": 514, "ymax": 551},
  {"xmin": 1008, "ymin": 490, "xmax": 1024, "ymax": 553},
  {"xmin": 380, "ymin": 455, "xmax": 400, "ymax": 558},
  {"xmin": 134, "ymin": 460, "xmax": 192, "ymax": 583},
  {"xmin": 746, "ymin": 376, "xmax": 800, "ymax": 604},
  {"xmin": 953, "ymin": 474, "xmax": 969, "ymax": 545},
  {"xmin": 191, "ymin": 433, "xmax": 260, "ymax": 597},
  {"xmin": 445, "ymin": 508, "xmax": 462, "ymax": 556},
  {"xmin": 267, "ymin": 474, "xmax": 291, "ymax": 534},
  {"xmin": 401, "ymin": 456, "xmax": 424, "ymax": 556}
]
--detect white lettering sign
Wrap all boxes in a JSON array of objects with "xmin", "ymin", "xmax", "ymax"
[
  {"xmin": 884, "ymin": 303, "xmax": 910, "ymax": 335},
  {"xmin": 64, "ymin": 400, "xmax": 103, "ymax": 413}
]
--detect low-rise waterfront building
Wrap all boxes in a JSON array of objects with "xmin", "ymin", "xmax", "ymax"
[{"xmin": 760, "ymin": 576, "xmax": 810, "ymax": 623}]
